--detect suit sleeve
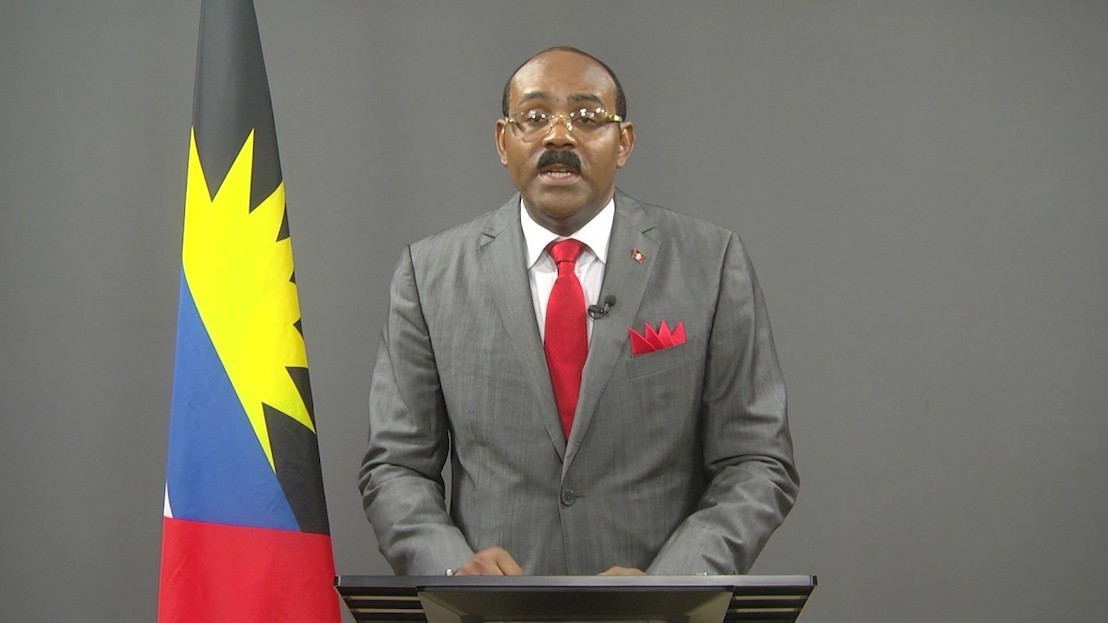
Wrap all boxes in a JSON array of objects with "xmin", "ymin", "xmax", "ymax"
[
  {"xmin": 357, "ymin": 246, "xmax": 475, "ymax": 574},
  {"xmin": 647, "ymin": 232, "xmax": 799, "ymax": 574}
]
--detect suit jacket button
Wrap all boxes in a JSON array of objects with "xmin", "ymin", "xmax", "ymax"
[{"xmin": 560, "ymin": 489, "xmax": 577, "ymax": 506}]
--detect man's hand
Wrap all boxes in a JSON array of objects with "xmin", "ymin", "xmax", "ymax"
[
  {"xmin": 454, "ymin": 546, "xmax": 524, "ymax": 576},
  {"xmin": 598, "ymin": 566, "xmax": 646, "ymax": 576}
]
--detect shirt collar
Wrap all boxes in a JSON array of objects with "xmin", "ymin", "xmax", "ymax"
[{"xmin": 520, "ymin": 197, "xmax": 615, "ymax": 269}]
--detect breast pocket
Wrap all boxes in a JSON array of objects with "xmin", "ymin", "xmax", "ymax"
[
  {"xmin": 602, "ymin": 338, "xmax": 704, "ymax": 442},
  {"xmin": 622, "ymin": 337, "xmax": 702, "ymax": 379}
]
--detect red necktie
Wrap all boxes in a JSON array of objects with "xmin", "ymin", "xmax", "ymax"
[{"xmin": 545, "ymin": 239, "xmax": 587, "ymax": 438}]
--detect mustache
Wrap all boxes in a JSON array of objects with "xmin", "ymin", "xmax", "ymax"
[{"xmin": 537, "ymin": 150, "xmax": 581, "ymax": 172}]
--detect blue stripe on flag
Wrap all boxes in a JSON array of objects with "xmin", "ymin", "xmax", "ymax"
[{"xmin": 166, "ymin": 272, "xmax": 300, "ymax": 531}]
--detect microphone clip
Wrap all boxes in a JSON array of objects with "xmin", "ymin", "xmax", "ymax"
[{"xmin": 587, "ymin": 295, "xmax": 617, "ymax": 320}]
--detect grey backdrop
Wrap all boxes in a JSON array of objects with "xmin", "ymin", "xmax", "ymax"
[{"xmin": 2, "ymin": 1, "xmax": 1106, "ymax": 622}]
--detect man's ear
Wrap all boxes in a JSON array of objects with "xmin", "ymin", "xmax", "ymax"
[
  {"xmin": 495, "ymin": 119, "xmax": 509, "ymax": 166},
  {"xmin": 616, "ymin": 121, "xmax": 635, "ymax": 168}
]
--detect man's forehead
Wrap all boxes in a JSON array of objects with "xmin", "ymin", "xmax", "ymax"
[{"xmin": 509, "ymin": 51, "xmax": 616, "ymax": 105}]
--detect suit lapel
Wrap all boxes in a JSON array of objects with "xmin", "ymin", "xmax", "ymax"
[
  {"xmin": 564, "ymin": 192, "xmax": 659, "ymax": 472},
  {"xmin": 478, "ymin": 196, "xmax": 567, "ymax": 459}
]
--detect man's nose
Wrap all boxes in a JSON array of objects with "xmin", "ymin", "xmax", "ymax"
[{"xmin": 542, "ymin": 117, "xmax": 576, "ymax": 147}]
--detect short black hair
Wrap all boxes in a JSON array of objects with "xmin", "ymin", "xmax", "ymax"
[{"xmin": 501, "ymin": 46, "xmax": 627, "ymax": 120}]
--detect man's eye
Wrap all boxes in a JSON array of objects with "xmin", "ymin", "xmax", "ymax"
[
  {"xmin": 573, "ymin": 110, "xmax": 599, "ymax": 126},
  {"xmin": 522, "ymin": 111, "xmax": 548, "ymax": 127}
]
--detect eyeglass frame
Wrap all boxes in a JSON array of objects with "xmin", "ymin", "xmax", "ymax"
[{"xmin": 503, "ymin": 107, "xmax": 624, "ymax": 140}]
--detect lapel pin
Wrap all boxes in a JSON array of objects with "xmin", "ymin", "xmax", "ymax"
[{"xmin": 631, "ymin": 248, "xmax": 645, "ymax": 264}]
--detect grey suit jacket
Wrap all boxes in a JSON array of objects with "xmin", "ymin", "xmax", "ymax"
[{"xmin": 359, "ymin": 191, "xmax": 798, "ymax": 575}]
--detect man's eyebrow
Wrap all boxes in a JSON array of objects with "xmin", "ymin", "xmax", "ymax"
[
  {"xmin": 517, "ymin": 91, "xmax": 552, "ymax": 108},
  {"xmin": 516, "ymin": 91, "xmax": 606, "ymax": 109},
  {"xmin": 567, "ymin": 93, "xmax": 605, "ymax": 106}
]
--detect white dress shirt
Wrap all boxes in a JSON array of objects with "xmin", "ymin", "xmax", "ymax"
[{"xmin": 520, "ymin": 198, "xmax": 614, "ymax": 343}]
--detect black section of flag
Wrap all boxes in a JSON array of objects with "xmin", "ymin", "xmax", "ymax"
[
  {"xmin": 264, "ymin": 402, "xmax": 330, "ymax": 535},
  {"xmin": 287, "ymin": 366, "xmax": 315, "ymax": 427},
  {"xmin": 192, "ymin": 0, "xmax": 282, "ymax": 212},
  {"xmin": 277, "ymin": 207, "xmax": 290, "ymax": 241}
]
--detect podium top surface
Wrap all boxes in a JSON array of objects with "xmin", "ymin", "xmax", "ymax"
[
  {"xmin": 335, "ymin": 574, "xmax": 816, "ymax": 591},
  {"xmin": 335, "ymin": 575, "xmax": 817, "ymax": 623}
]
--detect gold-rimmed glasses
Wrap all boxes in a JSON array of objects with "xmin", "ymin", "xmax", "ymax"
[{"xmin": 504, "ymin": 107, "xmax": 623, "ymax": 140}]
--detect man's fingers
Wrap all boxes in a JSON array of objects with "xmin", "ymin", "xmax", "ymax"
[
  {"xmin": 455, "ymin": 546, "xmax": 524, "ymax": 576},
  {"xmin": 495, "ymin": 549, "xmax": 524, "ymax": 575},
  {"xmin": 598, "ymin": 565, "xmax": 646, "ymax": 576}
]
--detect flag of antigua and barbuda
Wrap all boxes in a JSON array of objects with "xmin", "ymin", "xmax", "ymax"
[{"xmin": 157, "ymin": 1, "xmax": 340, "ymax": 621}]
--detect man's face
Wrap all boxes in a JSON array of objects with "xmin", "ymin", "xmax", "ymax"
[{"xmin": 495, "ymin": 50, "xmax": 635, "ymax": 236}]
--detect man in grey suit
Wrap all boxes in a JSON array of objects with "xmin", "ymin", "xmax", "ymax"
[{"xmin": 359, "ymin": 47, "xmax": 798, "ymax": 577}]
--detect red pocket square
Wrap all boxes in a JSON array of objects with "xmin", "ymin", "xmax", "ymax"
[{"xmin": 629, "ymin": 321, "xmax": 687, "ymax": 356}]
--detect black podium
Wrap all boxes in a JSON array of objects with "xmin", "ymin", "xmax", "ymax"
[{"xmin": 334, "ymin": 575, "xmax": 816, "ymax": 623}]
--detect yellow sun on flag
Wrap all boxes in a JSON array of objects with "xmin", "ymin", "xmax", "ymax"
[{"xmin": 181, "ymin": 129, "xmax": 313, "ymax": 469}]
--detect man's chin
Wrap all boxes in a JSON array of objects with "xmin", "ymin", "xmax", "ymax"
[
  {"xmin": 525, "ymin": 187, "xmax": 582, "ymax": 212},
  {"xmin": 522, "ymin": 192, "xmax": 599, "ymax": 233}
]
